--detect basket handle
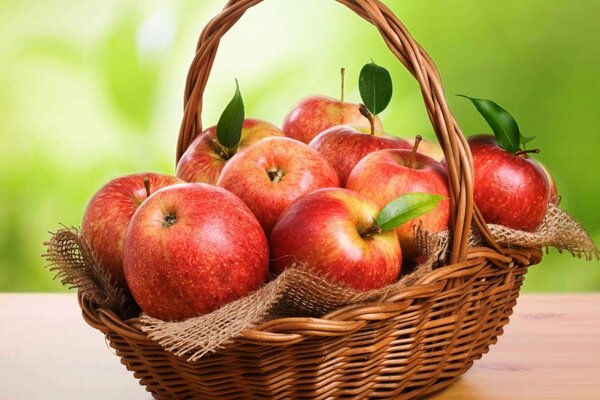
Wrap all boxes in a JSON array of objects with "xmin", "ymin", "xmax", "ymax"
[{"xmin": 176, "ymin": 0, "xmax": 499, "ymax": 264}]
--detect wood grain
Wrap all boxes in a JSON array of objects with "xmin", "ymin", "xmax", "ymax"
[
  {"xmin": 1, "ymin": 294, "xmax": 599, "ymax": 399},
  {"xmin": 431, "ymin": 294, "xmax": 600, "ymax": 400}
]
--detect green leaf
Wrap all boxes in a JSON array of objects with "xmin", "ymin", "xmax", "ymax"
[
  {"xmin": 458, "ymin": 95, "xmax": 521, "ymax": 153},
  {"xmin": 520, "ymin": 133, "xmax": 536, "ymax": 150},
  {"xmin": 376, "ymin": 193, "xmax": 445, "ymax": 231},
  {"xmin": 216, "ymin": 79, "xmax": 245, "ymax": 148},
  {"xmin": 359, "ymin": 61, "xmax": 393, "ymax": 115}
]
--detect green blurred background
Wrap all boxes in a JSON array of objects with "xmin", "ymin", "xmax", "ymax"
[{"xmin": 1, "ymin": 0, "xmax": 598, "ymax": 292}]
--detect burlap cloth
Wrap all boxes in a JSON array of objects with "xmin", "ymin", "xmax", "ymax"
[{"xmin": 44, "ymin": 204, "xmax": 598, "ymax": 361}]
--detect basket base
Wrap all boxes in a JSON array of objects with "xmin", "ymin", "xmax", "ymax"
[{"xmin": 80, "ymin": 248, "xmax": 538, "ymax": 399}]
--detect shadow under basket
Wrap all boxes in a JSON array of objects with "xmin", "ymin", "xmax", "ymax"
[{"xmin": 78, "ymin": 0, "xmax": 546, "ymax": 398}]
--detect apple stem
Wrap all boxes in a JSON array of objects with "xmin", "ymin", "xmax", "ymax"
[
  {"xmin": 211, "ymin": 137, "xmax": 234, "ymax": 160},
  {"xmin": 143, "ymin": 177, "xmax": 151, "ymax": 198},
  {"xmin": 515, "ymin": 148, "xmax": 541, "ymax": 156},
  {"xmin": 162, "ymin": 213, "xmax": 177, "ymax": 228},
  {"xmin": 407, "ymin": 135, "xmax": 423, "ymax": 169},
  {"xmin": 360, "ymin": 223, "xmax": 382, "ymax": 238},
  {"xmin": 340, "ymin": 67, "xmax": 346, "ymax": 102},
  {"xmin": 358, "ymin": 104, "xmax": 376, "ymax": 135},
  {"xmin": 267, "ymin": 168, "xmax": 284, "ymax": 183}
]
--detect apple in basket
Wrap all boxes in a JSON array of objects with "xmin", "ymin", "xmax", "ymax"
[
  {"xmin": 346, "ymin": 136, "xmax": 450, "ymax": 260},
  {"xmin": 123, "ymin": 183, "xmax": 269, "ymax": 321},
  {"xmin": 469, "ymin": 134, "xmax": 549, "ymax": 231},
  {"xmin": 269, "ymin": 188, "xmax": 444, "ymax": 291},
  {"xmin": 538, "ymin": 160, "xmax": 559, "ymax": 204},
  {"xmin": 308, "ymin": 62, "xmax": 412, "ymax": 185},
  {"xmin": 460, "ymin": 95, "xmax": 550, "ymax": 231},
  {"xmin": 217, "ymin": 137, "xmax": 340, "ymax": 234},
  {"xmin": 81, "ymin": 173, "xmax": 183, "ymax": 285},
  {"xmin": 309, "ymin": 124, "xmax": 411, "ymax": 186},
  {"xmin": 176, "ymin": 118, "xmax": 283, "ymax": 185},
  {"xmin": 282, "ymin": 67, "xmax": 383, "ymax": 144}
]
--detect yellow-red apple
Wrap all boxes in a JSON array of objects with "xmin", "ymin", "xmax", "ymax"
[
  {"xmin": 81, "ymin": 173, "xmax": 183, "ymax": 285},
  {"xmin": 217, "ymin": 137, "xmax": 339, "ymax": 234},
  {"xmin": 269, "ymin": 188, "xmax": 401, "ymax": 291},
  {"xmin": 346, "ymin": 142, "xmax": 450, "ymax": 260},
  {"xmin": 176, "ymin": 119, "xmax": 283, "ymax": 184},
  {"xmin": 309, "ymin": 125, "xmax": 411, "ymax": 185},
  {"xmin": 123, "ymin": 183, "xmax": 269, "ymax": 321},
  {"xmin": 282, "ymin": 96, "xmax": 383, "ymax": 144}
]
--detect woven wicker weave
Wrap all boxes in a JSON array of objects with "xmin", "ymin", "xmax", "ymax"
[{"xmin": 80, "ymin": 0, "xmax": 544, "ymax": 398}]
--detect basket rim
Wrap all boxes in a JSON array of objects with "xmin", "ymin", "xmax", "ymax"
[{"xmin": 79, "ymin": 245, "xmax": 541, "ymax": 346}]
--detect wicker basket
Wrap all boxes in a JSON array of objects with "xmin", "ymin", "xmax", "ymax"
[{"xmin": 79, "ymin": 0, "xmax": 545, "ymax": 398}]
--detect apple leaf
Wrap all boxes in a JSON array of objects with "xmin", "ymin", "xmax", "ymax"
[
  {"xmin": 216, "ymin": 79, "xmax": 245, "ymax": 148},
  {"xmin": 520, "ymin": 133, "xmax": 536, "ymax": 150},
  {"xmin": 458, "ymin": 95, "xmax": 521, "ymax": 153},
  {"xmin": 359, "ymin": 61, "xmax": 393, "ymax": 116},
  {"xmin": 376, "ymin": 193, "xmax": 445, "ymax": 231}
]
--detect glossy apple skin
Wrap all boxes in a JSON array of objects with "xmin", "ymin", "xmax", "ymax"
[
  {"xmin": 538, "ymin": 161, "xmax": 559, "ymax": 204},
  {"xmin": 282, "ymin": 96, "xmax": 383, "ymax": 144},
  {"xmin": 270, "ymin": 188, "xmax": 401, "ymax": 291},
  {"xmin": 81, "ymin": 173, "xmax": 183, "ymax": 285},
  {"xmin": 176, "ymin": 119, "xmax": 283, "ymax": 184},
  {"xmin": 309, "ymin": 125, "xmax": 412, "ymax": 186},
  {"xmin": 123, "ymin": 183, "xmax": 269, "ymax": 321},
  {"xmin": 217, "ymin": 137, "xmax": 339, "ymax": 234},
  {"xmin": 469, "ymin": 134, "xmax": 550, "ymax": 231},
  {"xmin": 346, "ymin": 149, "xmax": 450, "ymax": 260}
]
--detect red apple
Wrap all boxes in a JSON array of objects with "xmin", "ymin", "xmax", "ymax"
[
  {"xmin": 176, "ymin": 118, "xmax": 283, "ymax": 184},
  {"xmin": 469, "ymin": 134, "xmax": 550, "ymax": 231},
  {"xmin": 270, "ymin": 188, "xmax": 401, "ymax": 291},
  {"xmin": 123, "ymin": 183, "xmax": 269, "ymax": 321},
  {"xmin": 346, "ymin": 142, "xmax": 450, "ymax": 260},
  {"xmin": 309, "ymin": 125, "xmax": 412, "ymax": 186},
  {"xmin": 406, "ymin": 136, "xmax": 445, "ymax": 161},
  {"xmin": 537, "ymin": 161, "xmax": 559, "ymax": 204},
  {"xmin": 282, "ymin": 96, "xmax": 383, "ymax": 144},
  {"xmin": 217, "ymin": 137, "xmax": 339, "ymax": 234},
  {"xmin": 81, "ymin": 173, "xmax": 183, "ymax": 285}
]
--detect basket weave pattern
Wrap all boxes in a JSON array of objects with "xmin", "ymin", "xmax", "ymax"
[
  {"xmin": 80, "ymin": 0, "xmax": 543, "ymax": 398},
  {"xmin": 81, "ymin": 247, "xmax": 541, "ymax": 399}
]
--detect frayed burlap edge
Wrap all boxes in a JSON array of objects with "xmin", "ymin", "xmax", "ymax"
[
  {"xmin": 43, "ymin": 226, "xmax": 127, "ymax": 316},
  {"xmin": 140, "ymin": 263, "xmax": 434, "ymax": 362},
  {"xmin": 43, "ymin": 204, "xmax": 598, "ymax": 361},
  {"xmin": 415, "ymin": 204, "xmax": 600, "ymax": 266},
  {"xmin": 487, "ymin": 204, "xmax": 599, "ymax": 260},
  {"xmin": 140, "ymin": 204, "xmax": 598, "ymax": 361}
]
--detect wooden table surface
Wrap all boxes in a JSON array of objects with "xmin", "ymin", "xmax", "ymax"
[{"xmin": 1, "ymin": 294, "xmax": 599, "ymax": 399}]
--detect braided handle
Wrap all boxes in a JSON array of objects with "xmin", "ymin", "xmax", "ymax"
[{"xmin": 176, "ymin": 0, "xmax": 498, "ymax": 263}]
